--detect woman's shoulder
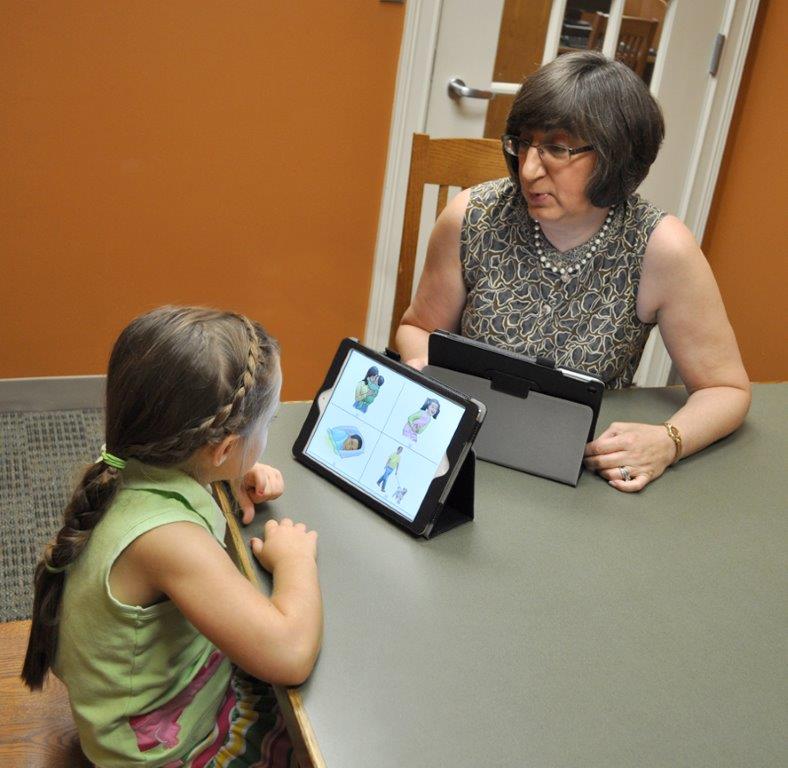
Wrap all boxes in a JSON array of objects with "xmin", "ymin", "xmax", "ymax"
[
  {"xmin": 465, "ymin": 177, "xmax": 526, "ymax": 229},
  {"xmin": 643, "ymin": 212, "xmax": 703, "ymax": 269},
  {"xmin": 623, "ymin": 193, "xmax": 667, "ymax": 236},
  {"xmin": 467, "ymin": 176, "xmax": 518, "ymax": 207}
]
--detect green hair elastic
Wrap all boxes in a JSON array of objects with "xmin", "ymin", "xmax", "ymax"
[
  {"xmin": 99, "ymin": 446, "xmax": 127, "ymax": 470},
  {"xmin": 44, "ymin": 562, "xmax": 68, "ymax": 575}
]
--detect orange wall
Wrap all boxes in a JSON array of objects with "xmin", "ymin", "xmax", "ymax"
[
  {"xmin": 702, "ymin": 0, "xmax": 787, "ymax": 382},
  {"xmin": 0, "ymin": 2, "xmax": 405, "ymax": 400}
]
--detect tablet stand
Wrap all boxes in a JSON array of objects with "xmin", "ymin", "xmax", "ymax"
[
  {"xmin": 425, "ymin": 365, "xmax": 595, "ymax": 486},
  {"xmin": 422, "ymin": 449, "xmax": 476, "ymax": 539}
]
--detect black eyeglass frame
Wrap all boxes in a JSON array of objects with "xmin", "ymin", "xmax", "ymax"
[{"xmin": 501, "ymin": 134, "xmax": 594, "ymax": 160}]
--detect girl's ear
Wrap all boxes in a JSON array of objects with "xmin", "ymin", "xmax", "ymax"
[{"xmin": 210, "ymin": 434, "xmax": 241, "ymax": 467}]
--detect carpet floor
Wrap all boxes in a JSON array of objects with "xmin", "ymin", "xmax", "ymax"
[{"xmin": 0, "ymin": 409, "xmax": 104, "ymax": 621}]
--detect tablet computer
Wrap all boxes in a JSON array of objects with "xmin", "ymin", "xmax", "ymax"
[
  {"xmin": 423, "ymin": 331, "xmax": 604, "ymax": 486},
  {"xmin": 292, "ymin": 338, "xmax": 486, "ymax": 537}
]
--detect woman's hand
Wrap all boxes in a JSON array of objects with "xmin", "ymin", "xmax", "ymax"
[
  {"xmin": 231, "ymin": 463, "xmax": 285, "ymax": 524},
  {"xmin": 583, "ymin": 422, "xmax": 676, "ymax": 492},
  {"xmin": 251, "ymin": 518, "xmax": 318, "ymax": 574}
]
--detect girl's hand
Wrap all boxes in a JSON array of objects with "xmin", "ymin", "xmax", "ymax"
[
  {"xmin": 232, "ymin": 463, "xmax": 285, "ymax": 525},
  {"xmin": 583, "ymin": 422, "xmax": 676, "ymax": 493},
  {"xmin": 251, "ymin": 518, "xmax": 318, "ymax": 573}
]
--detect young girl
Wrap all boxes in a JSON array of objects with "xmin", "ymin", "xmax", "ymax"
[{"xmin": 22, "ymin": 306, "xmax": 323, "ymax": 768}]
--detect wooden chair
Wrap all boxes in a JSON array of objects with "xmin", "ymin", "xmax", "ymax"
[
  {"xmin": 0, "ymin": 621, "xmax": 92, "ymax": 767},
  {"xmin": 388, "ymin": 133, "xmax": 508, "ymax": 348},
  {"xmin": 587, "ymin": 13, "xmax": 658, "ymax": 78}
]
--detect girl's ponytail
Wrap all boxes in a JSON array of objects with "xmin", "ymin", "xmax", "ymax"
[{"xmin": 21, "ymin": 461, "xmax": 121, "ymax": 690}]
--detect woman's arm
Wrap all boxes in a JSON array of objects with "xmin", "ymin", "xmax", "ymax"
[
  {"xmin": 117, "ymin": 518, "xmax": 322, "ymax": 686},
  {"xmin": 584, "ymin": 215, "xmax": 750, "ymax": 491},
  {"xmin": 394, "ymin": 188, "xmax": 471, "ymax": 369}
]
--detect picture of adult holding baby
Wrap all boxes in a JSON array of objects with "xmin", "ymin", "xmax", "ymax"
[
  {"xmin": 353, "ymin": 367, "xmax": 384, "ymax": 413},
  {"xmin": 403, "ymin": 398, "xmax": 440, "ymax": 442}
]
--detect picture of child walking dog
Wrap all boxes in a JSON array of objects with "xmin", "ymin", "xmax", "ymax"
[{"xmin": 304, "ymin": 350, "xmax": 465, "ymax": 521}]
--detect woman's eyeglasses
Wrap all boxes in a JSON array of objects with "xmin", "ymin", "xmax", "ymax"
[{"xmin": 501, "ymin": 134, "xmax": 594, "ymax": 164}]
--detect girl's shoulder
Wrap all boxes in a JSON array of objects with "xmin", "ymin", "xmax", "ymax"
[{"xmin": 101, "ymin": 460, "xmax": 226, "ymax": 550}]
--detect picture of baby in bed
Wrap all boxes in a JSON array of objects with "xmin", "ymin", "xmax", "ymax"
[
  {"xmin": 402, "ymin": 398, "xmax": 440, "ymax": 442},
  {"xmin": 328, "ymin": 426, "xmax": 365, "ymax": 458},
  {"xmin": 353, "ymin": 367, "xmax": 384, "ymax": 413}
]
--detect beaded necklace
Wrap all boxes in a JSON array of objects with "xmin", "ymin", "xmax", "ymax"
[{"xmin": 533, "ymin": 206, "xmax": 615, "ymax": 283}]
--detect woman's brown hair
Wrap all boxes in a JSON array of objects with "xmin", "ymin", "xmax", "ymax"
[
  {"xmin": 504, "ymin": 51, "xmax": 665, "ymax": 207},
  {"xmin": 21, "ymin": 306, "xmax": 279, "ymax": 690}
]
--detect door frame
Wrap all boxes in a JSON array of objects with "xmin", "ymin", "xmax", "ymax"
[{"xmin": 364, "ymin": 0, "xmax": 760, "ymax": 387}]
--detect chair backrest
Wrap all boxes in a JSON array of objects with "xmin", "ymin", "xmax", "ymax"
[
  {"xmin": 389, "ymin": 133, "xmax": 508, "ymax": 347},
  {"xmin": 587, "ymin": 13, "xmax": 658, "ymax": 77}
]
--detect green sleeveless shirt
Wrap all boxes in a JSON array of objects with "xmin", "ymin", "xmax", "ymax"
[{"xmin": 53, "ymin": 460, "xmax": 232, "ymax": 767}]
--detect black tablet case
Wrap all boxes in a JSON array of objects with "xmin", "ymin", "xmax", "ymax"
[
  {"xmin": 292, "ymin": 340, "xmax": 482, "ymax": 538},
  {"xmin": 423, "ymin": 333, "xmax": 604, "ymax": 486}
]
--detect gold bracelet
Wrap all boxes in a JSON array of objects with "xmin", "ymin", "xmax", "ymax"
[{"xmin": 663, "ymin": 422, "xmax": 682, "ymax": 465}]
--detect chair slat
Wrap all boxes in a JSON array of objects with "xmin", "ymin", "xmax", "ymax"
[
  {"xmin": 388, "ymin": 133, "xmax": 508, "ymax": 348},
  {"xmin": 436, "ymin": 185, "xmax": 449, "ymax": 218}
]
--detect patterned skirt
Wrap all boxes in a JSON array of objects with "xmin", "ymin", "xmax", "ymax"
[{"xmin": 186, "ymin": 669, "xmax": 297, "ymax": 768}]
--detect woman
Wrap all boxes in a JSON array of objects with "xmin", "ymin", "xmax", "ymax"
[
  {"xmin": 354, "ymin": 367, "xmax": 380, "ymax": 413},
  {"xmin": 395, "ymin": 52, "xmax": 749, "ymax": 493}
]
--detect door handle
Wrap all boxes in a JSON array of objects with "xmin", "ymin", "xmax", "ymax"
[
  {"xmin": 447, "ymin": 78, "xmax": 521, "ymax": 101},
  {"xmin": 447, "ymin": 77, "xmax": 494, "ymax": 101}
]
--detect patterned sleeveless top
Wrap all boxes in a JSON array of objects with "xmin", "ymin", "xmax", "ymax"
[{"xmin": 460, "ymin": 178, "xmax": 666, "ymax": 389}]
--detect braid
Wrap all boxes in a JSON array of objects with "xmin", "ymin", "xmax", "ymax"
[
  {"xmin": 125, "ymin": 314, "xmax": 269, "ymax": 463},
  {"xmin": 22, "ymin": 462, "xmax": 121, "ymax": 690},
  {"xmin": 200, "ymin": 314, "xmax": 261, "ymax": 434}
]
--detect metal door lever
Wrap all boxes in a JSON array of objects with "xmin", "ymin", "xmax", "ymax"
[{"xmin": 447, "ymin": 77, "xmax": 494, "ymax": 100}]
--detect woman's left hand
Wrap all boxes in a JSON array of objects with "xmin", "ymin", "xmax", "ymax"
[
  {"xmin": 584, "ymin": 422, "xmax": 676, "ymax": 492},
  {"xmin": 231, "ymin": 463, "xmax": 285, "ymax": 524}
]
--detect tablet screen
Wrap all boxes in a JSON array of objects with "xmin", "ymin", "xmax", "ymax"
[{"xmin": 303, "ymin": 348, "xmax": 466, "ymax": 521}]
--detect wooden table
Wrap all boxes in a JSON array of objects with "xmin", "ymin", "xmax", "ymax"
[{"xmin": 224, "ymin": 384, "xmax": 787, "ymax": 768}]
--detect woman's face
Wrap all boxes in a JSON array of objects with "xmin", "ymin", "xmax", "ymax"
[
  {"xmin": 427, "ymin": 402, "xmax": 438, "ymax": 416},
  {"xmin": 517, "ymin": 129, "xmax": 599, "ymax": 225}
]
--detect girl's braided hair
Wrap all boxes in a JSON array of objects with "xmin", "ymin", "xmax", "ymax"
[{"xmin": 22, "ymin": 306, "xmax": 279, "ymax": 689}]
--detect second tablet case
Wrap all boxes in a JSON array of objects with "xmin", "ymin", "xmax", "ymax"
[{"xmin": 422, "ymin": 332, "xmax": 604, "ymax": 486}]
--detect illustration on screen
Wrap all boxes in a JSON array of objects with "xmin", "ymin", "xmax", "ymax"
[
  {"xmin": 303, "ymin": 349, "xmax": 464, "ymax": 522},
  {"xmin": 353, "ymin": 367, "xmax": 385, "ymax": 414},
  {"xmin": 402, "ymin": 398, "xmax": 440, "ymax": 443},
  {"xmin": 376, "ymin": 446, "xmax": 403, "ymax": 492}
]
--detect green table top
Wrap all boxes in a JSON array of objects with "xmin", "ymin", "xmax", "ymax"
[{"xmin": 240, "ymin": 384, "xmax": 787, "ymax": 768}]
